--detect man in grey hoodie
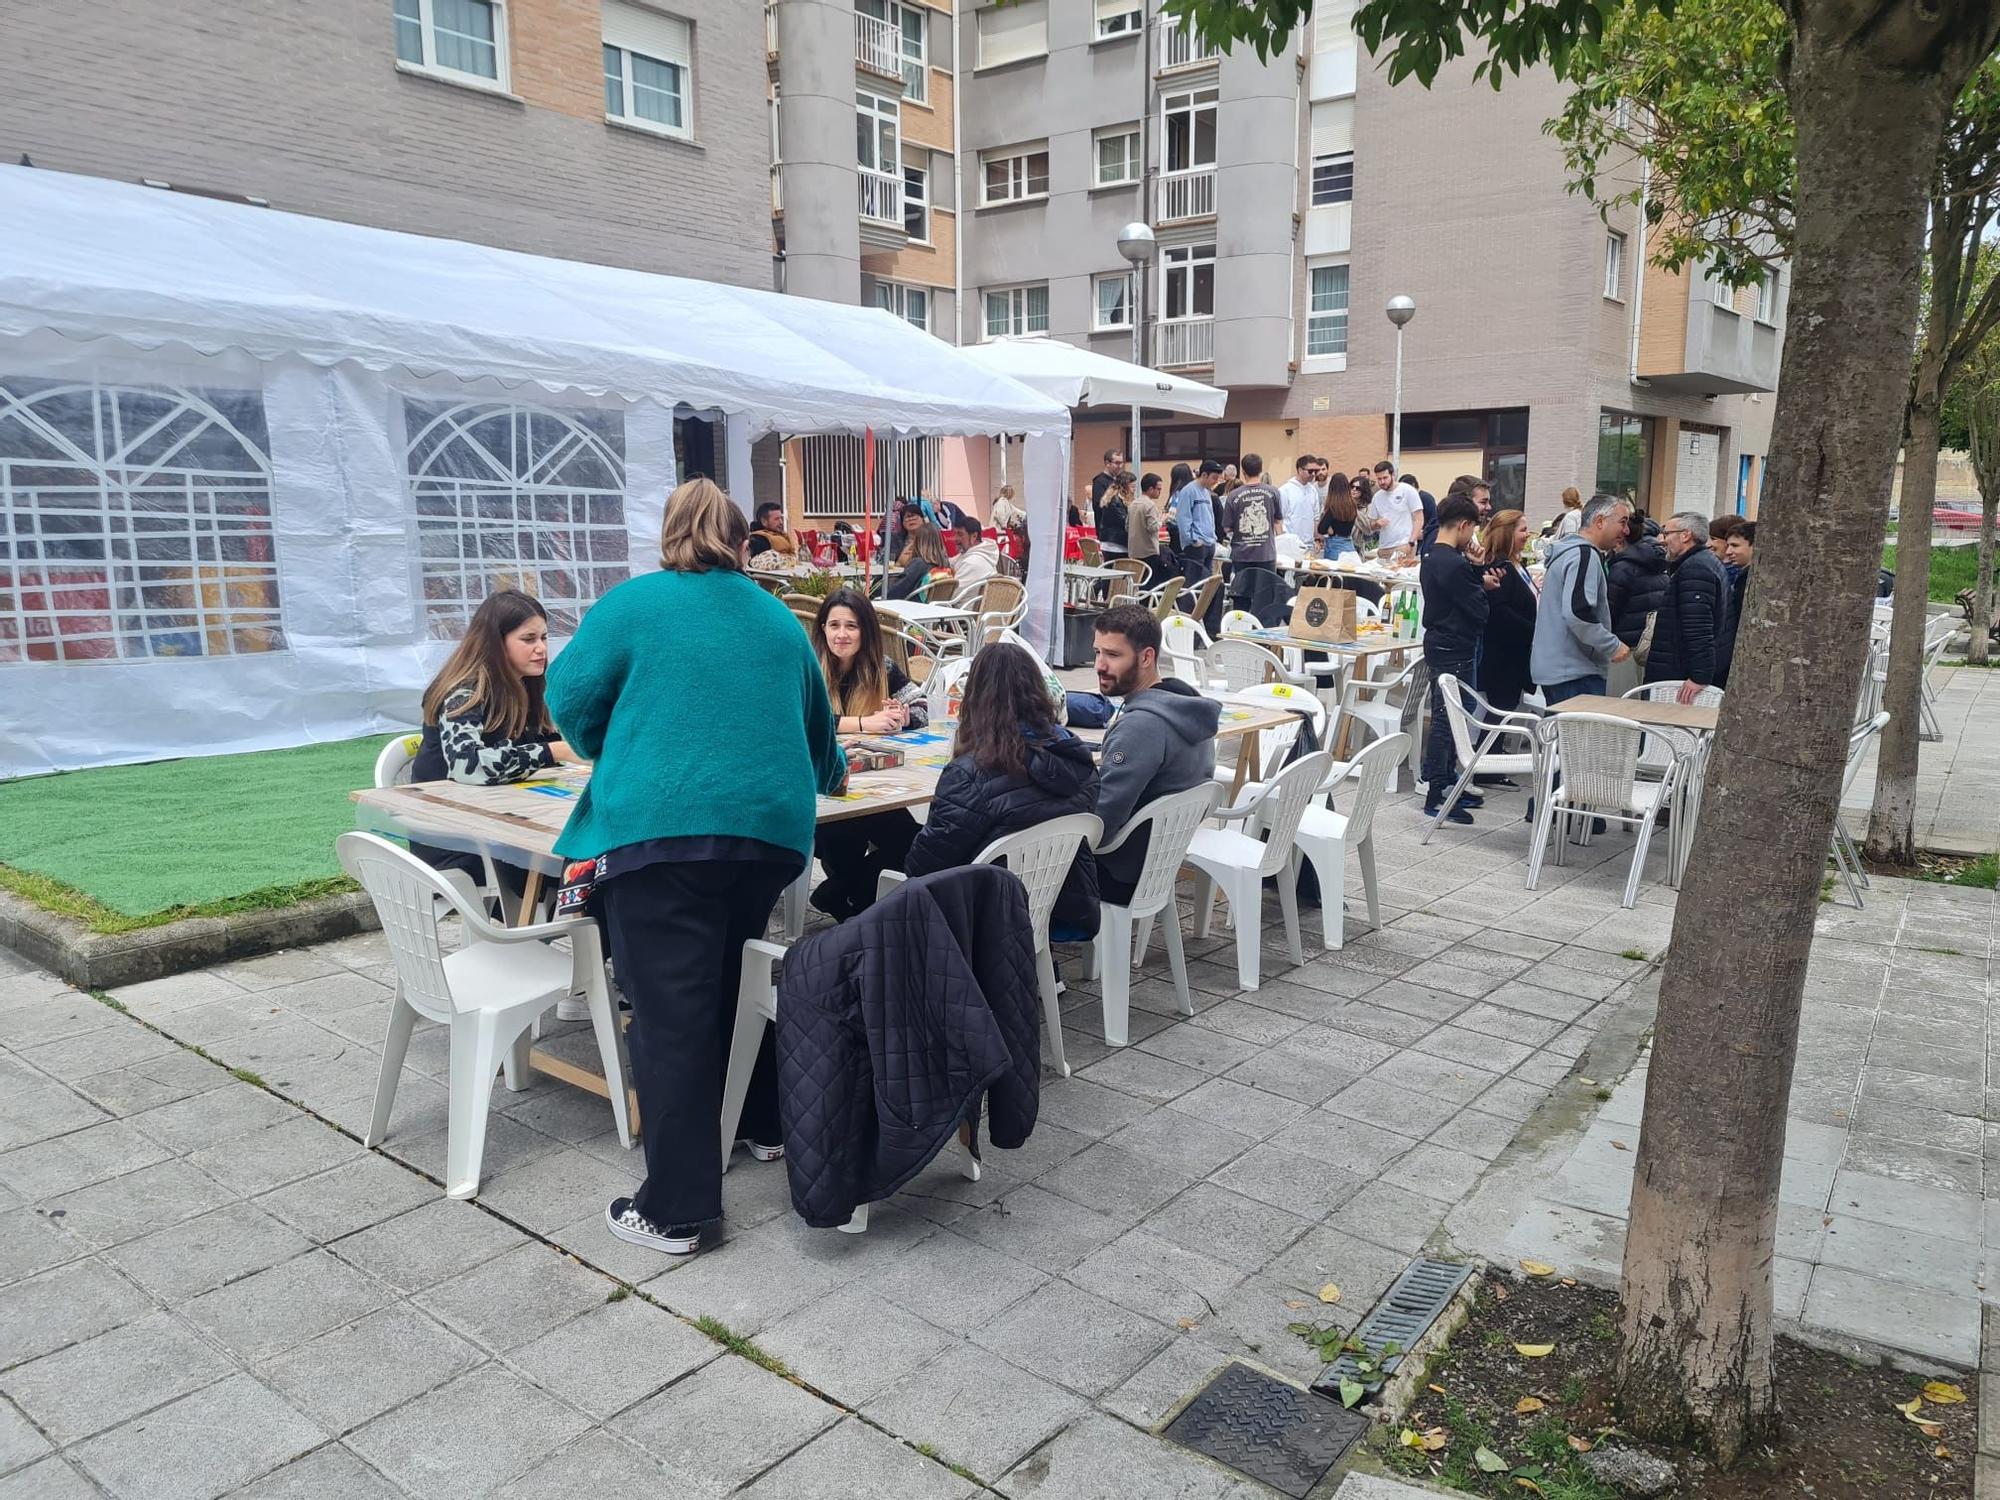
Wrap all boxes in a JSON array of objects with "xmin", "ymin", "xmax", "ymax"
[
  {"xmin": 1091, "ymin": 606, "xmax": 1222, "ymax": 905},
  {"xmin": 1530, "ymin": 493, "xmax": 1633, "ymax": 704}
]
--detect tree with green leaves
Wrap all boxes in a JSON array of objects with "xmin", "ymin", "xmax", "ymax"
[
  {"xmin": 1956, "ymin": 330, "xmax": 2000, "ymax": 665},
  {"xmin": 1171, "ymin": 0, "xmax": 2000, "ymax": 1462}
]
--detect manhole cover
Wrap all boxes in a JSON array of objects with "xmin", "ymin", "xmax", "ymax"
[
  {"xmin": 1312, "ymin": 1256, "xmax": 1473, "ymax": 1401},
  {"xmin": 1163, "ymin": 1361, "xmax": 1366, "ymax": 1498}
]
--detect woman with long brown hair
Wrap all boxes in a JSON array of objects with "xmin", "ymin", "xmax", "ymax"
[
  {"xmin": 808, "ymin": 589, "xmax": 927, "ymax": 919},
  {"xmin": 545, "ymin": 477, "xmax": 849, "ymax": 1261},
  {"xmin": 1476, "ymin": 508, "xmax": 1539, "ymax": 713},
  {"xmin": 886, "ymin": 520, "xmax": 951, "ymax": 601},
  {"xmin": 1315, "ymin": 471, "xmax": 1359, "ymax": 561},
  {"xmin": 902, "ymin": 643, "xmax": 1099, "ymax": 938},
  {"xmin": 409, "ymin": 588, "xmax": 576, "ymax": 895}
]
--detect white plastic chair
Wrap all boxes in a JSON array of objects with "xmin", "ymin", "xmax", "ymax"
[
  {"xmin": 1524, "ymin": 714, "xmax": 1697, "ymax": 908},
  {"xmin": 1200, "ymin": 637, "xmax": 1293, "ymax": 693},
  {"xmin": 1218, "ymin": 609, "xmax": 1262, "ymax": 637},
  {"xmin": 878, "ymin": 813, "xmax": 1101, "ymax": 1078},
  {"xmin": 337, "ymin": 832, "xmax": 632, "ymax": 1200},
  {"xmin": 1420, "ymin": 677, "xmax": 1540, "ymax": 843},
  {"xmin": 927, "ymin": 656, "xmax": 973, "ymax": 722},
  {"xmin": 1829, "ymin": 711, "xmax": 1890, "ymax": 907},
  {"xmin": 1160, "ymin": 613, "xmax": 1213, "ymax": 685},
  {"xmin": 1086, "ymin": 784, "xmax": 1219, "ymax": 1045},
  {"xmin": 1184, "ymin": 752, "xmax": 1332, "ymax": 991},
  {"xmin": 1216, "ymin": 683, "xmax": 1328, "ymax": 804},
  {"xmin": 374, "ymin": 733, "xmax": 502, "ymax": 916},
  {"xmin": 1919, "ymin": 613, "xmax": 1958, "ymax": 740},
  {"xmin": 1338, "ymin": 656, "xmax": 1425, "ymax": 784},
  {"xmin": 1291, "ymin": 733, "xmax": 1407, "ymax": 950}
]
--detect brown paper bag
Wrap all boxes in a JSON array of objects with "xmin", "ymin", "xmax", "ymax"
[{"xmin": 1289, "ymin": 578, "xmax": 1358, "ymax": 644}]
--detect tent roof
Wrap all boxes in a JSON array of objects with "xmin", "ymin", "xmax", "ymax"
[
  {"xmin": 0, "ymin": 166, "xmax": 1070, "ymax": 437},
  {"xmin": 959, "ymin": 336, "xmax": 1228, "ymax": 419}
]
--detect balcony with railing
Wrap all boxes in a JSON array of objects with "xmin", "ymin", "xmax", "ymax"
[
  {"xmin": 1156, "ymin": 319, "xmax": 1215, "ymax": 368},
  {"xmin": 1160, "ymin": 21, "xmax": 1220, "ymax": 70},
  {"xmin": 858, "ymin": 168, "xmax": 906, "ymax": 247},
  {"xmin": 855, "ymin": 11, "xmax": 903, "ymax": 80},
  {"xmin": 1156, "ymin": 169, "xmax": 1217, "ymax": 224}
]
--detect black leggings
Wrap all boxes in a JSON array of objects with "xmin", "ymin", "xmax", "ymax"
[
  {"xmin": 597, "ymin": 858, "xmax": 796, "ymax": 1226},
  {"xmin": 813, "ymin": 810, "xmax": 918, "ymax": 918}
]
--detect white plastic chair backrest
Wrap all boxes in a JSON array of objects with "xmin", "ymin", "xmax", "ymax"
[
  {"xmin": 974, "ymin": 813, "xmax": 1103, "ymax": 946},
  {"xmin": 1104, "ymin": 783, "xmax": 1220, "ymax": 914},
  {"xmin": 1355, "ymin": 597, "xmax": 1383, "ymax": 623},
  {"xmin": 1335, "ymin": 732, "xmax": 1409, "ymax": 844},
  {"xmin": 1226, "ymin": 682, "xmax": 1327, "ymax": 766},
  {"xmin": 1202, "ymin": 638, "xmax": 1286, "ymax": 692},
  {"xmin": 336, "ymin": 832, "xmax": 497, "ymax": 1023},
  {"xmin": 927, "ymin": 656, "xmax": 973, "ymax": 722},
  {"xmin": 1219, "ymin": 609, "xmax": 1261, "ymax": 637},
  {"xmin": 1241, "ymin": 751, "xmax": 1334, "ymax": 877},
  {"xmin": 374, "ymin": 733, "xmax": 425, "ymax": 788},
  {"xmin": 1549, "ymin": 713, "xmax": 1655, "ymax": 814},
  {"xmin": 1843, "ymin": 709, "xmax": 1890, "ymax": 795},
  {"xmin": 1922, "ymin": 614, "xmax": 1957, "ymax": 665},
  {"xmin": 1274, "ymin": 531, "xmax": 1306, "ymax": 562},
  {"xmin": 1160, "ymin": 614, "xmax": 1211, "ymax": 683},
  {"xmin": 1435, "ymin": 674, "xmax": 1484, "ymax": 767}
]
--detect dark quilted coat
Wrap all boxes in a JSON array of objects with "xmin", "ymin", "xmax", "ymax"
[
  {"xmin": 1644, "ymin": 546, "xmax": 1737, "ymax": 689},
  {"xmin": 775, "ymin": 865, "xmax": 1041, "ymax": 1229},
  {"xmin": 903, "ymin": 730, "xmax": 1101, "ymax": 935},
  {"xmin": 1607, "ymin": 538, "xmax": 1668, "ymax": 648}
]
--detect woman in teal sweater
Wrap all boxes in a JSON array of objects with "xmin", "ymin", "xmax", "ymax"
[{"xmin": 547, "ymin": 478, "xmax": 848, "ymax": 1261}]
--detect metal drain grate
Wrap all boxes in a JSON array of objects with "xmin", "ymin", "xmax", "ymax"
[
  {"xmin": 1164, "ymin": 1362, "xmax": 1366, "ymax": 1498},
  {"xmin": 1310, "ymin": 1256, "xmax": 1474, "ymax": 1401}
]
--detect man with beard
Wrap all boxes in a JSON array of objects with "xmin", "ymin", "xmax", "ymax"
[{"xmin": 1089, "ymin": 606, "xmax": 1221, "ymax": 905}]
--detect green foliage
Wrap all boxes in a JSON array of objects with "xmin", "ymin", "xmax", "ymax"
[
  {"xmin": 1949, "ymin": 853, "xmax": 1999, "ymax": 889},
  {"xmin": 1881, "ymin": 543, "xmax": 1980, "ymax": 604},
  {"xmin": 692, "ymin": 1315, "xmax": 793, "ymax": 1378},
  {"xmin": 1287, "ymin": 1324, "xmax": 1401, "ymax": 1406}
]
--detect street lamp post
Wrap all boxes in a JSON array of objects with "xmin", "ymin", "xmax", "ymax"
[
  {"xmin": 1118, "ymin": 222, "xmax": 1158, "ymax": 467},
  {"xmin": 1386, "ymin": 295, "xmax": 1416, "ymax": 476}
]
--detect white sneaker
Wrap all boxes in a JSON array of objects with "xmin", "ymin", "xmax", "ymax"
[
  {"xmin": 555, "ymin": 996, "xmax": 590, "ymax": 1022},
  {"xmin": 604, "ymin": 1197, "xmax": 699, "ymax": 1256},
  {"xmin": 737, "ymin": 1138, "xmax": 784, "ymax": 1163}
]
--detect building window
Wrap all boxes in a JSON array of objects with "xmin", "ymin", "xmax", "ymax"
[
  {"xmin": 404, "ymin": 400, "xmax": 628, "ymax": 637},
  {"xmin": 1709, "ymin": 266, "xmax": 1736, "ymax": 311},
  {"xmin": 875, "ymin": 281, "xmax": 931, "ymax": 333},
  {"xmin": 1093, "ymin": 273, "xmax": 1134, "ymax": 331},
  {"xmin": 798, "ymin": 435, "xmax": 940, "ymax": 518},
  {"xmin": 903, "ymin": 152, "xmax": 930, "ymax": 242},
  {"xmin": 1312, "ymin": 0, "xmax": 1356, "ymax": 51},
  {"xmin": 1755, "ymin": 267, "xmax": 1778, "ymax": 324},
  {"xmin": 1095, "ymin": 127, "xmax": 1140, "ymax": 187},
  {"xmin": 985, "ymin": 284, "xmax": 1050, "ymax": 338},
  {"xmin": 1162, "ymin": 87, "xmax": 1219, "ymax": 173},
  {"xmin": 394, "ymin": 0, "xmax": 506, "ymax": 85},
  {"xmin": 976, "ymin": 0, "xmax": 1047, "ymax": 68},
  {"xmin": 858, "ymin": 86, "xmax": 900, "ymax": 176},
  {"xmin": 1603, "ymin": 230, "xmax": 1625, "ymax": 301},
  {"xmin": 981, "ymin": 146, "xmax": 1050, "ymax": 205},
  {"xmin": 602, "ymin": 3, "xmax": 692, "ymax": 138},
  {"xmin": 1095, "ymin": 0, "xmax": 1142, "ymax": 38},
  {"xmin": 1310, "ymin": 152, "xmax": 1353, "ymax": 207},
  {"xmin": 0, "ymin": 378, "xmax": 285, "ymax": 664},
  {"xmin": 858, "ymin": 0, "xmax": 927, "ymax": 102},
  {"xmin": 1161, "ymin": 243, "xmax": 1215, "ymax": 321},
  {"xmin": 1596, "ymin": 410, "xmax": 1653, "ymax": 513},
  {"xmin": 1305, "ymin": 261, "xmax": 1350, "ymax": 358}
]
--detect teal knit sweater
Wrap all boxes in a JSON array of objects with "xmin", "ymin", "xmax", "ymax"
[{"xmin": 544, "ymin": 569, "xmax": 848, "ymax": 864}]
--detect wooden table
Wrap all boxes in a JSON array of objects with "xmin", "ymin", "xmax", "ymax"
[
  {"xmin": 1552, "ymin": 694, "xmax": 1721, "ymax": 733},
  {"xmin": 351, "ymin": 701, "xmax": 1302, "ymax": 1109}
]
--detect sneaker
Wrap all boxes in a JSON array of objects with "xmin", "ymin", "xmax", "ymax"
[
  {"xmin": 555, "ymin": 996, "xmax": 590, "ymax": 1022},
  {"xmin": 1458, "ymin": 790, "xmax": 1485, "ymax": 809},
  {"xmin": 737, "ymin": 1138, "xmax": 784, "ymax": 1163},
  {"xmin": 1473, "ymin": 774, "xmax": 1519, "ymax": 789},
  {"xmin": 1424, "ymin": 802, "xmax": 1476, "ymax": 826},
  {"xmin": 604, "ymin": 1197, "xmax": 699, "ymax": 1256}
]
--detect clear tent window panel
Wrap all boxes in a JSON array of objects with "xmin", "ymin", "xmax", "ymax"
[
  {"xmin": 0, "ymin": 377, "xmax": 284, "ymax": 665},
  {"xmin": 403, "ymin": 399, "xmax": 629, "ymax": 637}
]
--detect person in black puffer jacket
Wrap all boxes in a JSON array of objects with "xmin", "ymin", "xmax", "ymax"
[
  {"xmin": 902, "ymin": 643, "xmax": 1100, "ymax": 938},
  {"xmin": 1606, "ymin": 510, "xmax": 1669, "ymax": 648},
  {"xmin": 1644, "ymin": 511, "xmax": 1737, "ymax": 694}
]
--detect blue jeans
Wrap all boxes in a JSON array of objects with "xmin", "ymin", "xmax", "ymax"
[
  {"xmin": 1423, "ymin": 650, "xmax": 1480, "ymax": 796},
  {"xmin": 1321, "ymin": 536, "xmax": 1357, "ymax": 561},
  {"xmin": 1543, "ymin": 674, "xmax": 1607, "ymax": 706}
]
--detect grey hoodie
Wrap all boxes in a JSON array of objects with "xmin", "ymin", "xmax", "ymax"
[
  {"xmin": 1094, "ymin": 678, "xmax": 1222, "ymax": 898},
  {"xmin": 1530, "ymin": 532, "xmax": 1622, "ymax": 687}
]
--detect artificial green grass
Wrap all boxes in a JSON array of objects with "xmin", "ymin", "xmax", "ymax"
[
  {"xmin": 1882, "ymin": 541, "xmax": 1982, "ymax": 603},
  {"xmin": 0, "ymin": 736, "xmax": 383, "ymax": 926}
]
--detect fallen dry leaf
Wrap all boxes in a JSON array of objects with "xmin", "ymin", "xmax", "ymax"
[
  {"xmin": 1610, "ymin": 1140, "xmax": 1629, "ymax": 1151},
  {"xmin": 1176, "ymin": 1316, "xmax": 1199, "ymax": 1330},
  {"xmin": 1423, "ymin": 1428, "xmax": 1448, "ymax": 1451},
  {"xmin": 1559, "ymin": 1278, "xmax": 1578, "ymax": 1287},
  {"xmin": 1515, "ymin": 1397, "xmax": 1544, "ymax": 1414},
  {"xmin": 1318, "ymin": 1283, "xmax": 1343, "ymax": 1305},
  {"xmin": 1474, "ymin": 1445, "xmax": 1508, "ymax": 1473},
  {"xmin": 1577, "ymin": 1077, "xmax": 1597, "ymax": 1087},
  {"xmin": 1514, "ymin": 1343, "xmax": 1555, "ymax": 1358},
  {"xmin": 1516, "ymin": 1480, "xmax": 1544, "ymax": 1495},
  {"xmin": 1895, "ymin": 1397, "xmax": 1923, "ymax": 1417},
  {"xmin": 1428, "ymin": 1384, "xmax": 1447, "ymax": 1396},
  {"xmin": 1398, "ymin": 1429, "xmax": 1425, "ymax": 1449},
  {"xmin": 1923, "ymin": 1381, "xmax": 1967, "ymax": 1405},
  {"xmin": 1568, "ymin": 1434, "xmax": 1593, "ymax": 1453},
  {"xmin": 1937, "ymin": 1445, "xmax": 1953, "ymax": 1459},
  {"xmin": 1493, "ymin": 1284, "xmax": 1511, "ymax": 1302},
  {"xmin": 1284, "ymin": 1300, "xmax": 1310, "ymax": 1311},
  {"xmin": 1915, "ymin": 1420, "xmax": 1945, "ymax": 1439},
  {"xmin": 1518, "ymin": 1259, "xmax": 1556, "ymax": 1277}
]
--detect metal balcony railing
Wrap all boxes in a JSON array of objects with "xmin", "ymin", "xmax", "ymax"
[
  {"xmin": 1156, "ymin": 168, "xmax": 1217, "ymax": 223},
  {"xmin": 855, "ymin": 12, "xmax": 902, "ymax": 79},
  {"xmin": 1156, "ymin": 319, "xmax": 1215, "ymax": 367},
  {"xmin": 859, "ymin": 168, "xmax": 904, "ymax": 224},
  {"xmin": 1160, "ymin": 21, "xmax": 1219, "ymax": 69}
]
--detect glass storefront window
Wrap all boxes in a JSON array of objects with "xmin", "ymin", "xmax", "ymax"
[{"xmin": 1596, "ymin": 411, "xmax": 1653, "ymax": 513}]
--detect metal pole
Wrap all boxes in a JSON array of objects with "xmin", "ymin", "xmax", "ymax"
[
  {"xmin": 1391, "ymin": 325, "xmax": 1405, "ymax": 475},
  {"xmin": 1130, "ymin": 268, "xmax": 1144, "ymax": 465}
]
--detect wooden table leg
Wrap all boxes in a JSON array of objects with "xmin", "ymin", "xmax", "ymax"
[
  {"xmin": 520, "ymin": 866, "xmax": 641, "ymax": 1130},
  {"xmin": 1229, "ymin": 732, "xmax": 1263, "ymax": 803},
  {"xmin": 516, "ymin": 868, "xmax": 544, "ymax": 922}
]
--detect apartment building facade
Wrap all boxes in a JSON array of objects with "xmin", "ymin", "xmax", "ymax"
[{"xmin": 950, "ymin": 0, "xmax": 1781, "ymax": 522}]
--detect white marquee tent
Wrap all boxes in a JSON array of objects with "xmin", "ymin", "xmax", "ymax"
[
  {"xmin": 961, "ymin": 336, "xmax": 1229, "ymax": 419},
  {"xmin": 0, "ymin": 166, "xmax": 1072, "ymax": 776}
]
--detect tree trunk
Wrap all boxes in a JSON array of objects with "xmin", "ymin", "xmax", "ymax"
[
  {"xmin": 1864, "ymin": 368, "xmax": 1945, "ymax": 863},
  {"xmin": 1975, "ymin": 484, "xmax": 1997, "ymax": 666},
  {"xmin": 1614, "ymin": 24, "xmax": 1966, "ymax": 1460}
]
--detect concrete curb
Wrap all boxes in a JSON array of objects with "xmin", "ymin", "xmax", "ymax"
[
  {"xmin": 1977, "ymin": 1306, "xmax": 1999, "ymax": 1500},
  {"xmin": 0, "ymin": 887, "xmax": 378, "ymax": 990}
]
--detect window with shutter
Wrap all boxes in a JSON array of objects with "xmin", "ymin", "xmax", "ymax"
[
  {"xmin": 976, "ymin": 1, "xmax": 1048, "ymax": 67},
  {"xmin": 602, "ymin": 2, "xmax": 692, "ymax": 138}
]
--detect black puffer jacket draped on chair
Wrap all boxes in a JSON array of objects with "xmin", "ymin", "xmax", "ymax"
[{"xmin": 775, "ymin": 866, "xmax": 1040, "ymax": 1229}]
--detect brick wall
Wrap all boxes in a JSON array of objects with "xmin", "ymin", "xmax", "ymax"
[{"xmin": 0, "ymin": 0, "xmax": 773, "ymax": 288}]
